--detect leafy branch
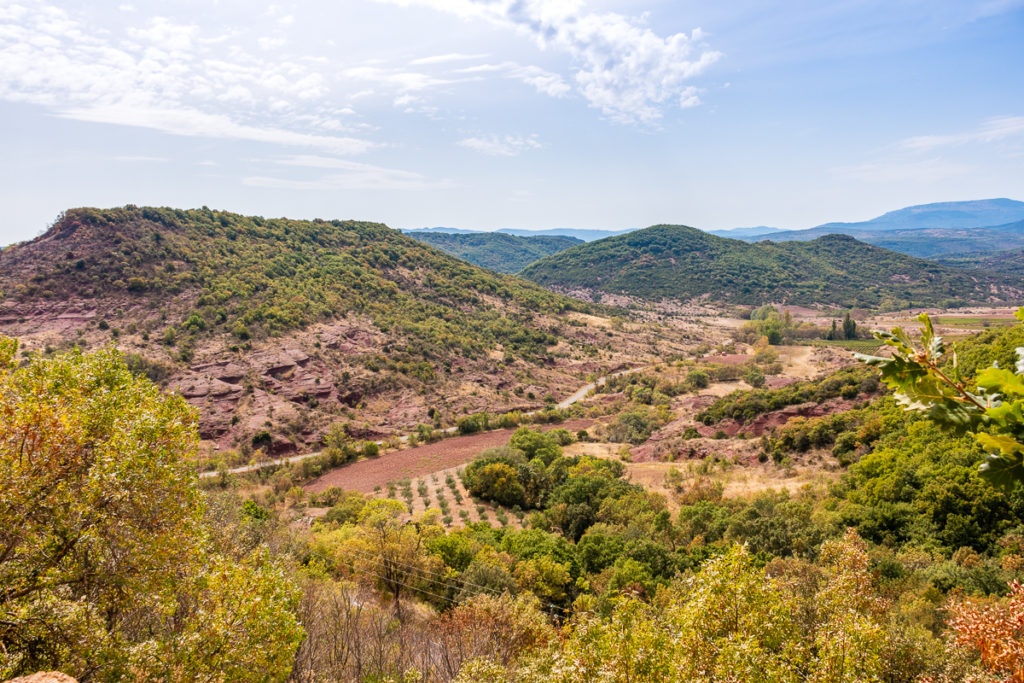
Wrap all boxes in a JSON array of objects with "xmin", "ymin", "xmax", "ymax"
[{"xmin": 856, "ymin": 309, "xmax": 1024, "ymax": 490}]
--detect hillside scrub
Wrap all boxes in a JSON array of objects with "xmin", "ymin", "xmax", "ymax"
[
  {"xmin": 0, "ymin": 206, "xmax": 592, "ymax": 361},
  {"xmin": 696, "ymin": 366, "xmax": 879, "ymax": 425},
  {"xmin": 407, "ymin": 231, "xmax": 581, "ymax": 274}
]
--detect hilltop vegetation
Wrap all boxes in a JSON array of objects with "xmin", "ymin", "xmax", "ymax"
[
  {"xmin": 0, "ymin": 206, "xmax": 587, "ymax": 358},
  {"xmin": 520, "ymin": 225, "xmax": 1020, "ymax": 309},
  {"xmin": 406, "ymin": 231, "xmax": 581, "ymax": 273}
]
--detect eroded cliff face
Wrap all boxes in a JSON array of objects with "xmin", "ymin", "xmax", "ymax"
[{"xmin": 0, "ymin": 294, "xmax": 691, "ymax": 460}]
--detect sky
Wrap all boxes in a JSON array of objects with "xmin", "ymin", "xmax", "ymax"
[{"xmin": 0, "ymin": 0, "xmax": 1022, "ymax": 245}]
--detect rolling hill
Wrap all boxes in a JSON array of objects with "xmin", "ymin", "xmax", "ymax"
[
  {"xmin": 406, "ymin": 231, "xmax": 581, "ymax": 273},
  {"xmin": 497, "ymin": 227, "xmax": 635, "ymax": 241},
  {"xmin": 0, "ymin": 206, "xmax": 651, "ymax": 455},
  {"xmin": 408, "ymin": 227, "xmax": 634, "ymax": 242},
  {"xmin": 519, "ymin": 224, "xmax": 1022, "ymax": 310}
]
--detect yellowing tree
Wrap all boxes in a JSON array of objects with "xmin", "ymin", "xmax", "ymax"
[
  {"xmin": 0, "ymin": 339, "xmax": 303, "ymax": 680},
  {"xmin": 341, "ymin": 498, "xmax": 445, "ymax": 616}
]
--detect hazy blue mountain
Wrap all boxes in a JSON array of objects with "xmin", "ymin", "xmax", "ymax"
[
  {"xmin": 708, "ymin": 226, "xmax": 784, "ymax": 238},
  {"xmin": 743, "ymin": 219, "xmax": 1024, "ymax": 258},
  {"xmin": 744, "ymin": 199, "xmax": 1024, "ymax": 242},
  {"xmin": 405, "ymin": 227, "xmax": 483, "ymax": 234},
  {"xmin": 815, "ymin": 198, "xmax": 1024, "ymax": 232},
  {"xmin": 497, "ymin": 227, "xmax": 636, "ymax": 241}
]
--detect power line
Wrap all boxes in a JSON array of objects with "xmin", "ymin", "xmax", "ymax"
[{"xmin": 340, "ymin": 544, "xmax": 570, "ymax": 616}]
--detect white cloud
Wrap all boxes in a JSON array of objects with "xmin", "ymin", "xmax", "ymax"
[
  {"xmin": 57, "ymin": 104, "xmax": 376, "ymax": 155},
  {"xmin": 375, "ymin": 0, "xmax": 720, "ymax": 123},
  {"xmin": 457, "ymin": 61, "xmax": 570, "ymax": 97},
  {"xmin": 244, "ymin": 155, "xmax": 456, "ymax": 190},
  {"xmin": 678, "ymin": 86, "xmax": 701, "ymax": 109},
  {"xmin": 410, "ymin": 52, "xmax": 487, "ymax": 65},
  {"xmin": 458, "ymin": 134, "xmax": 542, "ymax": 156},
  {"xmin": 126, "ymin": 16, "xmax": 198, "ymax": 52},
  {"xmin": 342, "ymin": 65, "xmax": 454, "ymax": 92},
  {"xmin": 257, "ymin": 36, "xmax": 287, "ymax": 50},
  {"xmin": 0, "ymin": 1, "xmax": 374, "ymax": 154},
  {"xmin": 900, "ymin": 116, "xmax": 1024, "ymax": 152}
]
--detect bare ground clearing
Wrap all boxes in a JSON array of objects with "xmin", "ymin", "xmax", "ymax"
[{"xmin": 305, "ymin": 419, "xmax": 593, "ymax": 494}]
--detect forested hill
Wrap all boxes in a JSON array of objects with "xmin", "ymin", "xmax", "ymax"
[
  {"xmin": 0, "ymin": 206, "xmax": 608, "ymax": 451},
  {"xmin": 0, "ymin": 206, "xmax": 586, "ymax": 350},
  {"xmin": 519, "ymin": 224, "xmax": 1022, "ymax": 309},
  {"xmin": 406, "ymin": 230, "xmax": 581, "ymax": 273}
]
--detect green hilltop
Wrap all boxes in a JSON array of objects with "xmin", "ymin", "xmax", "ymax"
[
  {"xmin": 0, "ymin": 206, "xmax": 590, "ymax": 361},
  {"xmin": 519, "ymin": 224, "xmax": 1022, "ymax": 309}
]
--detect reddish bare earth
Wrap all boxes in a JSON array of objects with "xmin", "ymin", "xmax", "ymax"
[{"xmin": 305, "ymin": 419, "xmax": 593, "ymax": 494}]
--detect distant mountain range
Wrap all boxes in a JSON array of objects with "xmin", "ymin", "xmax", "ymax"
[
  {"xmin": 519, "ymin": 224, "xmax": 1022, "ymax": 310},
  {"xmin": 809, "ymin": 198, "xmax": 1024, "ymax": 232},
  {"xmin": 411, "ymin": 200, "xmax": 1024, "ymax": 260},
  {"xmin": 707, "ymin": 226, "xmax": 784, "ymax": 238},
  {"xmin": 407, "ymin": 231, "xmax": 582, "ymax": 273},
  {"xmin": 406, "ymin": 227, "xmax": 633, "ymax": 242},
  {"xmin": 733, "ymin": 199, "xmax": 1024, "ymax": 254}
]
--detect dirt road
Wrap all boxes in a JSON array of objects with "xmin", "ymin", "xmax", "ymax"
[
  {"xmin": 203, "ymin": 365, "xmax": 645, "ymax": 479},
  {"xmin": 305, "ymin": 418, "xmax": 594, "ymax": 494}
]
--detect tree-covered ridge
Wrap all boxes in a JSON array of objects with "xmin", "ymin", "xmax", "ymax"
[
  {"xmin": 406, "ymin": 231, "xmax": 581, "ymax": 273},
  {"xmin": 519, "ymin": 225, "xmax": 1021, "ymax": 309},
  {"xmin": 936, "ymin": 246, "xmax": 1024, "ymax": 277},
  {"xmin": 0, "ymin": 206, "xmax": 592, "ymax": 360}
]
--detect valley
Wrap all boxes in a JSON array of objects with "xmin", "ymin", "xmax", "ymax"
[{"xmin": 4, "ymin": 0, "xmax": 1024, "ymax": 676}]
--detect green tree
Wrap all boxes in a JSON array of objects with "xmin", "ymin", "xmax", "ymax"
[
  {"xmin": 0, "ymin": 339, "xmax": 303, "ymax": 680},
  {"xmin": 842, "ymin": 312, "xmax": 857, "ymax": 340},
  {"xmin": 342, "ymin": 499, "xmax": 444, "ymax": 616}
]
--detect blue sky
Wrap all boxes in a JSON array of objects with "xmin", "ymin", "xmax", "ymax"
[{"xmin": 0, "ymin": 0, "xmax": 1022, "ymax": 245}]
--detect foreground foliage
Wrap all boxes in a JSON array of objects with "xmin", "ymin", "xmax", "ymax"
[
  {"xmin": 858, "ymin": 309, "xmax": 1024, "ymax": 490},
  {"xmin": 0, "ymin": 339, "xmax": 303, "ymax": 680}
]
